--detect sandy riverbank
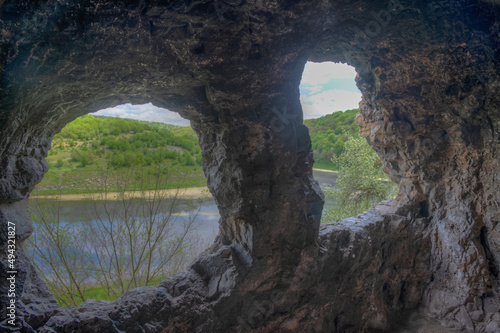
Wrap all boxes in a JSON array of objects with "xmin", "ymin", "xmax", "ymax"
[
  {"xmin": 30, "ymin": 186, "xmax": 213, "ymax": 201},
  {"xmin": 31, "ymin": 168, "xmax": 336, "ymax": 202},
  {"xmin": 312, "ymin": 168, "xmax": 337, "ymax": 173}
]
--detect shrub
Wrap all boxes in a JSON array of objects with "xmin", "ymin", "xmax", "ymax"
[
  {"xmin": 70, "ymin": 150, "xmax": 81, "ymax": 163},
  {"xmin": 26, "ymin": 167, "xmax": 208, "ymax": 307},
  {"xmin": 322, "ymin": 137, "xmax": 396, "ymax": 222}
]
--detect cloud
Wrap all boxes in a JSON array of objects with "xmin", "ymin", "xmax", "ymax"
[
  {"xmin": 92, "ymin": 103, "xmax": 190, "ymax": 126},
  {"xmin": 301, "ymin": 62, "xmax": 357, "ymax": 85},
  {"xmin": 300, "ymin": 62, "xmax": 361, "ymax": 119},
  {"xmin": 300, "ymin": 89, "xmax": 362, "ymax": 119}
]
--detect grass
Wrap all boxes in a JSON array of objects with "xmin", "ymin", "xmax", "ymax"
[
  {"xmin": 37, "ymin": 150, "xmax": 337, "ymax": 196},
  {"xmin": 313, "ymin": 161, "xmax": 337, "ymax": 171},
  {"xmin": 55, "ymin": 276, "xmax": 168, "ymax": 307},
  {"xmin": 33, "ymin": 147, "xmax": 207, "ymax": 196}
]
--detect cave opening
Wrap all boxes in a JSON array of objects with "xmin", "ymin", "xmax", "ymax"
[
  {"xmin": 27, "ymin": 103, "xmax": 220, "ymax": 307},
  {"xmin": 300, "ymin": 61, "xmax": 397, "ymax": 223}
]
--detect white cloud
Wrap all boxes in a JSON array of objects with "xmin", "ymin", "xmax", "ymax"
[
  {"xmin": 301, "ymin": 84, "xmax": 325, "ymax": 95},
  {"xmin": 92, "ymin": 103, "xmax": 190, "ymax": 126},
  {"xmin": 300, "ymin": 62, "xmax": 362, "ymax": 118},
  {"xmin": 300, "ymin": 89, "xmax": 362, "ymax": 119},
  {"xmin": 301, "ymin": 62, "xmax": 357, "ymax": 86}
]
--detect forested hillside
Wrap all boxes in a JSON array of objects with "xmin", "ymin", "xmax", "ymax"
[
  {"xmin": 36, "ymin": 115, "xmax": 205, "ymax": 194},
  {"xmin": 304, "ymin": 108, "xmax": 359, "ymax": 168},
  {"xmin": 36, "ymin": 110, "xmax": 361, "ymax": 194}
]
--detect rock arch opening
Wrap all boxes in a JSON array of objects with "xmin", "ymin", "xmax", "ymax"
[
  {"xmin": 299, "ymin": 61, "xmax": 397, "ymax": 223},
  {"xmin": 300, "ymin": 61, "xmax": 361, "ymax": 166},
  {"xmin": 26, "ymin": 104, "xmax": 220, "ymax": 306}
]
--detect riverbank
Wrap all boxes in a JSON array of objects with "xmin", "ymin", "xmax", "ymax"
[
  {"xmin": 31, "ymin": 169, "xmax": 338, "ymax": 201},
  {"xmin": 31, "ymin": 186, "xmax": 212, "ymax": 201},
  {"xmin": 313, "ymin": 168, "xmax": 337, "ymax": 173}
]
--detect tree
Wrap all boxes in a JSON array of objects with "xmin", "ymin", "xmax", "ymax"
[
  {"xmin": 332, "ymin": 139, "xmax": 345, "ymax": 157},
  {"xmin": 182, "ymin": 152, "xmax": 196, "ymax": 166},
  {"xmin": 70, "ymin": 150, "xmax": 81, "ymax": 163},
  {"xmin": 26, "ymin": 202, "xmax": 94, "ymax": 307},
  {"xmin": 26, "ymin": 167, "xmax": 208, "ymax": 306},
  {"xmin": 79, "ymin": 151, "xmax": 91, "ymax": 167},
  {"xmin": 322, "ymin": 137, "xmax": 397, "ymax": 222},
  {"xmin": 304, "ymin": 109, "xmax": 360, "ymax": 166}
]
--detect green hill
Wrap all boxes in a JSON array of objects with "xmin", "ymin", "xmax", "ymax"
[
  {"xmin": 35, "ymin": 115, "xmax": 205, "ymax": 195},
  {"xmin": 304, "ymin": 109, "xmax": 360, "ymax": 169},
  {"xmin": 36, "ymin": 110, "xmax": 360, "ymax": 194}
]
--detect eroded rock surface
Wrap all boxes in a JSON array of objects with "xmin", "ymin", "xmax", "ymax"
[{"xmin": 0, "ymin": 0, "xmax": 499, "ymax": 332}]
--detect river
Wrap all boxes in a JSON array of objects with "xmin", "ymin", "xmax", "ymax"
[
  {"xmin": 27, "ymin": 169, "xmax": 337, "ymax": 290},
  {"xmin": 29, "ymin": 169, "xmax": 337, "ymax": 246}
]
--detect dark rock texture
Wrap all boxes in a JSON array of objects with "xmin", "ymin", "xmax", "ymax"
[{"xmin": 0, "ymin": 0, "xmax": 499, "ymax": 332}]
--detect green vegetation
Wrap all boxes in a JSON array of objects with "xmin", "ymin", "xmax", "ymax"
[
  {"xmin": 304, "ymin": 108, "xmax": 359, "ymax": 170},
  {"xmin": 29, "ymin": 110, "xmax": 396, "ymax": 305},
  {"xmin": 35, "ymin": 109, "xmax": 371, "ymax": 194},
  {"xmin": 35, "ymin": 115, "xmax": 205, "ymax": 195},
  {"xmin": 27, "ymin": 168, "xmax": 207, "ymax": 307},
  {"xmin": 37, "ymin": 110, "xmax": 361, "ymax": 196},
  {"xmin": 322, "ymin": 136, "xmax": 397, "ymax": 222},
  {"xmin": 53, "ymin": 275, "xmax": 168, "ymax": 306},
  {"xmin": 307, "ymin": 109, "xmax": 397, "ymax": 222}
]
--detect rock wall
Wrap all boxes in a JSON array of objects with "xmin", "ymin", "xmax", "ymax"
[{"xmin": 0, "ymin": 0, "xmax": 499, "ymax": 332}]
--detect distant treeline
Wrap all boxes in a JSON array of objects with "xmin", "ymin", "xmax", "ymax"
[
  {"xmin": 51, "ymin": 115, "xmax": 201, "ymax": 168},
  {"xmin": 304, "ymin": 108, "xmax": 360, "ymax": 165},
  {"xmin": 52, "ymin": 109, "xmax": 360, "ymax": 170}
]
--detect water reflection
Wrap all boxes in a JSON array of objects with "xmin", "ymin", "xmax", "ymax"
[{"xmin": 27, "ymin": 197, "xmax": 220, "ymax": 289}]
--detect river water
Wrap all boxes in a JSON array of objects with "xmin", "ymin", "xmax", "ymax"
[
  {"xmin": 29, "ymin": 170, "xmax": 336, "ymax": 246},
  {"xmin": 26, "ymin": 170, "xmax": 336, "ymax": 295}
]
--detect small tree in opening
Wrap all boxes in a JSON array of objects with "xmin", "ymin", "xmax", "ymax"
[{"xmin": 323, "ymin": 136, "xmax": 397, "ymax": 222}]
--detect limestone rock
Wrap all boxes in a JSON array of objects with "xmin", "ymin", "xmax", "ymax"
[{"xmin": 0, "ymin": 0, "xmax": 499, "ymax": 332}]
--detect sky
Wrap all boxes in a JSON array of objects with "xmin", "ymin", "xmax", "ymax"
[{"xmin": 92, "ymin": 62, "xmax": 361, "ymax": 126}]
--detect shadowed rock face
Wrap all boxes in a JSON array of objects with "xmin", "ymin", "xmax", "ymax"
[{"xmin": 0, "ymin": 0, "xmax": 499, "ymax": 332}]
